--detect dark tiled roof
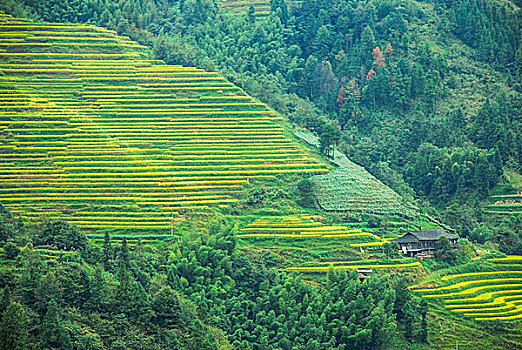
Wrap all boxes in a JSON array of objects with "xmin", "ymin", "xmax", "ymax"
[
  {"xmin": 411, "ymin": 230, "xmax": 458, "ymax": 241},
  {"xmin": 392, "ymin": 234, "xmax": 419, "ymax": 244},
  {"xmin": 392, "ymin": 230, "xmax": 458, "ymax": 243}
]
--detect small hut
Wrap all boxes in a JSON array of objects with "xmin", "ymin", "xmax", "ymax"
[{"xmin": 358, "ymin": 268, "xmax": 373, "ymax": 282}]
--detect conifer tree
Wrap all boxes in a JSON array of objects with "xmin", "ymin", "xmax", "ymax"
[
  {"xmin": 102, "ymin": 232, "xmax": 113, "ymax": 270},
  {"xmin": 0, "ymin": 302, "xmax": 29, "ymax": 350},
  {"xmin": 419, "ymin": 299, "xmax": 429, "ymax": 343},
  {"xmin": 89, "ymin": 264, "xmax": 109, "ymax": 312},
  {"xmin": 0, "ymin": 286, "xmax": 10, "ymax": 313},
  {"xmin": 151, "ymin": 286, "xmax": 183, "ymax": 327},
  {"xmin": 41, "ymin": 300, "xmax": 72, "ymax": 350}
]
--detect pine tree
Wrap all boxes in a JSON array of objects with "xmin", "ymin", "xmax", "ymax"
[
  {"xmin": 270, "ymin": 0, "xmax": 288, "ymax": 23},
  {"xmin": 313, "ymin": 26, "xmax": 331, "ymax": 60},
  {"xmin": 0, "ymin": 286, "xmax": 10, "ymax": 313},
  {"xmin": 116, "ymin": 262, "xmax": 150, "ymax": 323},
  {"xmin": 390, "ymin": 70, "xmax": 411, "ymax": 109},
  {"xmin": 304, "ymin": 55, "xmax": 319, "ymax": 98},
  {"xmin": 119, "ymin": 237, "xmax": 129, "ymax": 268},
  {"xmin": 316, "ymin": 59, "xmax": 338, "ymax": 98},
  {"xmin": 167, "ymin": 266, "xmax": 182, "ymax": 291},
  {"xmin": 151, "ymin": 286, "xmax": 183, "ymax": 327},
  {"xmin": 248, "ymin": 6, "xmax": 256, "ymax": 23},
  {"xmin": 89, "ymin": 264, "xmax": 109, "ymax": 311},
  {"xmin": 40, "ymin": 300, "xmax": 72, "ymax": 350},
  {"xmin": 360, "ymin": 26, "xmax": 375, "ymax": 67},
  {"xmin": 319, "ymin": 124, "xmax": 341, "ymax": 158},
  {"xmin": 419, "ymin": 299, "xmax": 429, "ymax": 343},
  {"xmin": 34, "ymin": 272, "xmax": 61, "ymax": 313},
  {"xmin": 102, "ymin": 232, "xmax": 113, "ymax": 271},
  {"xmin": 424, "ymin": 70, "xmax": 442, "ymax": 113},
  {"xmin": 402, "ymin": 300, "xmax": 415, "ymax": 341},
  {"xmin": 0, "ymin": 302, "xmax": 29, "ymax": 350}
]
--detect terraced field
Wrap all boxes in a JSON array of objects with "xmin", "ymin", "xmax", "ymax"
[
  {"xmin": 0, "ymin": 13, "xmax": 328, "ymax": 238},
  {"xmin": 313, "ymin": 168, "xmax": 413, "ymax": 216},
  {"xmin": 238, "ymin": 215, "xmax": 384, "ymax": 246},
  {"xmin": 285, "ymin": 259, "xmax": 421, "ymax": 272},
  {"xmin": 294, "ymin": 128, "xmax": 417, "ymax": 219},
  {"xmin": 414, "ymin": 257, "xmax": 522, "ymax": 321},
  {"xmin": 485, "ymin": 193, "xmax": 522, "ymax": 216},
  {"xmin": 219, "ymin": 0, "xmax": 301, "ymax": 16},
  {"xmin": 220, "ymin": 0, "xmax": 271, "ymax": 16},
  {"xmin": 234, "ymin": 214, "xmax": 426, "ymax": 271}
]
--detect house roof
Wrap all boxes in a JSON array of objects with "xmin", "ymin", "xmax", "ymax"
[
  {"xmin": 392, "ymin": 234, "xmax": 419, "ymax": 244},
  {"xmin": 392, "ymin": 230, "xmax": 458, "ymax": 243}
]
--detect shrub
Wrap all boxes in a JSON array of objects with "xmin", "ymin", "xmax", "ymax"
[
  {"xmin": 297, "ymin": 178, "xmax": 316, "ymax": 208},
  {"xmin": 35, "ymin": 221, "xmax": 88, "ymax": 251},
  {"xmin": 3, "ymin": 242, "xmax": 20, "ymax": 260}
]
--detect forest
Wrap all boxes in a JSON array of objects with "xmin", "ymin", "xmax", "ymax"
[{"xmin": 0, "ymin": 211, "xmax": 428, "ymax": 349}]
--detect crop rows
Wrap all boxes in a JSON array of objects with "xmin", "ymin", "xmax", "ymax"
[
  {"xmin": 219, "ymin": 0, "xmax": 271, "ymax": 16},
  {"xmin": 0, "ymin": 14, "xmax": 328, "ymax": 237},
  {"xmin": 484, "ymin": 193, "xmax": 522, "ymax": 216},
  {"xmin": 285, "ymin": 261, "xmax": 421, "ymax": 272},
  {"xmin": 238, "ymin": 215, "xmax": 384, "ymax": 247},
  {"xmin": 312, "ymin": 168, "xmax": 416, "ymax": 217},
  {"xmin": 413, "ymin": 257, "xmax": 522, "ymax": 321},
  {"xmin": 284, "ymin": 257, "xmax": 421, "ymax": 273}
]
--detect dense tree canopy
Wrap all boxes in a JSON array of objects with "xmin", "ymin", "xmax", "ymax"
[
  {"xmin": 0, "ymin": 220, "xmax": 427, "ymax": 349},
  {"xmin": 35, "ymin": 220, "xmax": 88, "ymax": 251}
]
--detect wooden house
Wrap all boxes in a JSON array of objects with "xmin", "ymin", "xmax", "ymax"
[{"xmin": 392, "ymin": 230, "xmax": 458, "ymax": 257}]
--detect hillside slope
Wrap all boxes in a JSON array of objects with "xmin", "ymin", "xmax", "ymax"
[
  {"xmin": 0, "ymin": 13, "xmax": 329, "ymax": 231},
  {"xmin": 0, "ymin": 8, "xmax": 520, "ymax": 350},
  {"xmin": 0, "ymin": 12, "xmax": 420, "ymax": 247}
]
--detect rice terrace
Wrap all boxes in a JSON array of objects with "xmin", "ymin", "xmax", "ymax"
[
  {"xmin": 0, "ymin": 14, "xmax": 329, "ymax": 233},
  {"xmin": 0, "ymin": 0, "xmax": 520, "ymax": 349}
]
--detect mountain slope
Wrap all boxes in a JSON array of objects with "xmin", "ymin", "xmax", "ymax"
[
  {"xmin": 0, "ymin": 13, "xmax": 329, "ymax": 234},
  {"xmin": 0, "ymin": 12, "xmax": 422, "ymax": 249}
]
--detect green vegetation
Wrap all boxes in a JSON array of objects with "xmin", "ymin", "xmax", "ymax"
[
  {"xmin": 0, "ymin": 11, "xmax": 435, "ymax": 349},
  {"xmin": 0, "ymin": 215, "xmax": 431, "ymax": 350},
  {"xmin": 0, "ymin": 14, "xmax": 327, "ymax": 239},
  {"xmin": 313, "ymin": 168, "xmax": 412, "ymax": 216},
  {"xmin": 0, "ymin": 0, "xmax": 521, "ymax": 348},
  {"xmin": 414, "ymin": 257, "xmax": 522, "ymax": 322},
  {"xmin": 220, "ymin": 0, "xmax": 270, "ymax": 17}
]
